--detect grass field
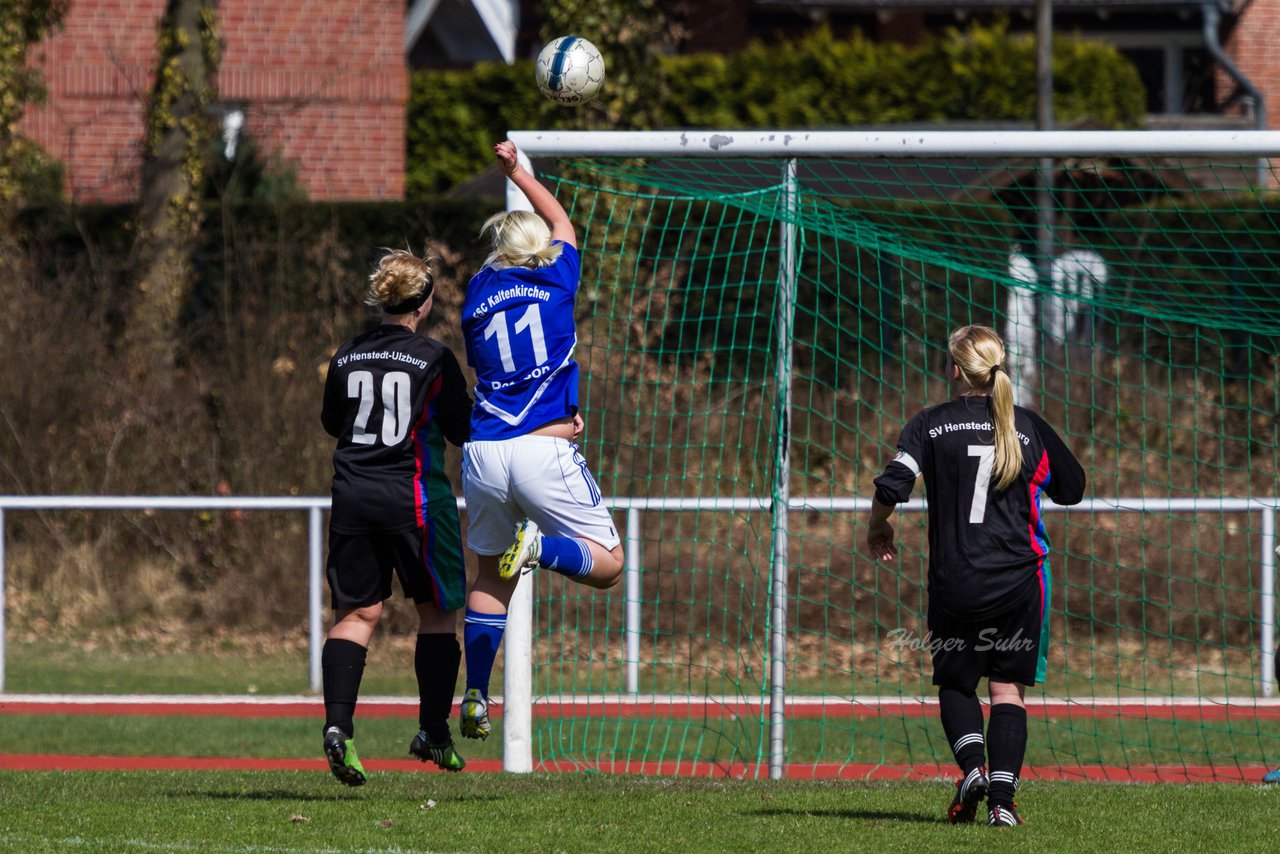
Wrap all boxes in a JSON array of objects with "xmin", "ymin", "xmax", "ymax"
[
  {"xmin": 1, "ymin": 770, "xmax": 1277, "ymax": 853},
  {"xmin": 6, "ymin": 635, "xmax": 1269, "ymax": 699},
  {"xmin": 3, "ymin": 636, "xmax": 1279, "ymax": 850}
]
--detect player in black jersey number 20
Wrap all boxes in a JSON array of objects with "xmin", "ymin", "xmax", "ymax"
[
  {"xmin": 319, "ymin": 249, "xmax": 473, "ymax": 782},
  {"xmin": 866, "ymin": 325, "xmax": 1085, "ymax": 826}
]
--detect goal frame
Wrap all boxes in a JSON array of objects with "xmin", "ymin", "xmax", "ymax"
[{"xmin": 499, "ymin": 129, "xmax": 1280, "ymax": 777}]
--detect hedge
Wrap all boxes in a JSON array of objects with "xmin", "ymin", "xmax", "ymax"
[{"xmin": 406, "ymin": 22, "xmax": 1145, "ymax": 198}]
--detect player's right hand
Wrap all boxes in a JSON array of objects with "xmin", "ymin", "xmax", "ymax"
[
  {"xmin": 494, "ymin": 141, "xmax": 521, "ymax": 177},
  {"xmin": 866, "ymin": 521, "xmax": 897, "ymax": 562}
]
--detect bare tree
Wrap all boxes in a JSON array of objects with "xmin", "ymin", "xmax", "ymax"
[{"xmin": 127, "ymin": 0, "xmax": 220, "ymax": 375}]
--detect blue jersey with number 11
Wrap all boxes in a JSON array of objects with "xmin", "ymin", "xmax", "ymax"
[{"xmin": 461, "ymin": 241, "xmax": 580, "ymax": 440}]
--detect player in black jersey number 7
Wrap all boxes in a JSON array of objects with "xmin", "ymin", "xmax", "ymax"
[
  {"xmin": 320, "ymin": 248, "xmax": 473, "ymax": 782},
  {"xmin": 866, "ymin": 325, "xmax": 1085, "ymax": 826}
]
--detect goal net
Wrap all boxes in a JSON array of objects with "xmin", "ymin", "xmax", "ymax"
[{"xmin": 498, "ymin": 130, "xmax": 1280, "ymax": 782}]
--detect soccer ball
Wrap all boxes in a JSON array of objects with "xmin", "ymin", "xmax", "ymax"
[{"xmin": 535, "ymin": 36, "xmax": 605, "ymax": 106}]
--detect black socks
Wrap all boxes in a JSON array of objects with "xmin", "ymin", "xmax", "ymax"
[
  {"xmin": 986, "ymin": 702, "xmax": 1028, "ymax": 808},
  {"xmin": 939, "ymin": 686, "xmax": 986, "ymax": 774},
  {"xmin": 415, "ymin": 632, "xmax": 462, "ymax": 743},
  {"xmin": 321, "ymin": 637, "xmax": 368, "ymax": 737}
]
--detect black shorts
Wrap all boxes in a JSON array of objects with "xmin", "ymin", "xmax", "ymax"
[
  {"xmin": 928, "ymin": 579, "xmax": 1049, "ymax": 692},
  {"xmin": 326, "ymin": 522, "xmax": 465, "ymax": 612}
]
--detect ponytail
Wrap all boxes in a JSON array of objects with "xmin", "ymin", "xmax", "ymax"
[
  {"xmin": 988, "ymin": 365, "xmax": 1021, "ymax": 491},
  {"xmin": 948, "ymin": 325, "xmax": 1022, "ymax": 491}
]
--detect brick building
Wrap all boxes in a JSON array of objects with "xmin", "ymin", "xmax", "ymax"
[
  {"xmin": 20, "ymin": 0, "xmax": 410, "ymax": 203},
  {"xmin": 18, "ymin": 1, "xmax": 1279, "ymax": 204},
  {"xmin": 670, "ymin": 0, "xmax": 1278, "ymax": 128}
]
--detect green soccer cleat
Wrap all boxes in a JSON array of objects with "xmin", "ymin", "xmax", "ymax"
[
  {"xmin": 498, "ymin": 520, "xmax": 541, "ymax": 581},
  {"xmin": 409, "ymin": 730, "xmax": 466, "ymax": 772},
  {"xmin": 323, "ymin": 726, "xmax": 367, "ymax": 787},
  {"xmin": 459, "ymin": 688, "xmax": 491, "ymax": 740}
]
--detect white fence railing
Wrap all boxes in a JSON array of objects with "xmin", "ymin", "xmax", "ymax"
[{"xmin": 0, "ymin": 495, "xmax": 1275, "ymax": 766}]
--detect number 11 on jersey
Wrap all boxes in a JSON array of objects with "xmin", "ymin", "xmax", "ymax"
[{"xmin": 484, "ymin": 304, "xmax": 548, "ymax": 372}]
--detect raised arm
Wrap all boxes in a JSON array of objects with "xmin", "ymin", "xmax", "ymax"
[{"xmin": 494, "ymin": 140, "xmax": 577, "ymax": 248}]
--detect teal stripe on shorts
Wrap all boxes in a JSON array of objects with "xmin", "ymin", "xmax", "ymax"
[
  {"xmin": 425, "ymin": 495, "xmax": 466, "ymax": 611},
  {"xmin": 1035, "ymin": 557, "xmax": 1052, "ymax": 685}
]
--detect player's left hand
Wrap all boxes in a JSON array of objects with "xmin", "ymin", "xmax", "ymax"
[{"xmin": 571, "ymin": 412, "xmax": 585, "ymax": 440}]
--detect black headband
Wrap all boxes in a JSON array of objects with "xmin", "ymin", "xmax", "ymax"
[{"xmin": 384, "ymin": 289, "xmax": 431, "ymax": 315}]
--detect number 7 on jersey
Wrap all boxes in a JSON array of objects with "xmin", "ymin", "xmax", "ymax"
[{"xmin": 966, "ymin": 445, "xmax": 994, "ymax": 523}]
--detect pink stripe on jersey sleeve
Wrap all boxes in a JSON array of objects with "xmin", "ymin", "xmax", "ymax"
[
  {"xmin": 1026, "ymin": 450, "xmax": 1051, "ymax": 559},
  {"xmin": 411, "ymin": 374, "xmax": 443, "ymax": 527}
]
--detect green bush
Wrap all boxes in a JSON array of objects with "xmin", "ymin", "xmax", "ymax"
[
  {"xmin": 406, "ymin": 62, "xmax": 554, "ymax": 198},
  {"xmin": 406, "ymin": 21, "xmax": 1146, "ymax": 197}
]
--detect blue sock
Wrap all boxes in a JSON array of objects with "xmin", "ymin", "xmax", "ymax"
[
  {"xmin": 463, "ymin": 609, "xmax": 506, "ymax": 697},
  {"xmin": 537, "ymin": 536, "xmax": 594, "ymax": 579}
]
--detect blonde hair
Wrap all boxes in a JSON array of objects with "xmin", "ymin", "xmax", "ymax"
[
  {"xmin": 480, "ymin": 210, "xmax": 564, "ymax": 270},
  {"xmin": 365, "ymin": 248, "xmax": 435, "ymax": 313},
  {"xmin": 948, "ymin": 325, "xmax": 1022, "ymax": 491}
]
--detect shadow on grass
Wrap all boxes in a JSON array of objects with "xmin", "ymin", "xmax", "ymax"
[
  {"xmin": 177, "ymin": 790, "xmax": 357, "ymax": 802},
  {"xmin": 177, "ymin": 789, "xmax": 510, "ymax": 804},
  {"xmin": 749, "ymin": 807, "xmax": 941, "ymax": 824}
]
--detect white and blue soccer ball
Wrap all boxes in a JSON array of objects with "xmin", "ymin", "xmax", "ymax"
[{"xmin": 535, "ymin": 36, "xmax": 605, "ymax": 106}]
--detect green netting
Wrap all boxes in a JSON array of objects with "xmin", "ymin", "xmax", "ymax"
[{"xmin": 523, "ymin": 150, "xmax": 1280, "ymax": 781}]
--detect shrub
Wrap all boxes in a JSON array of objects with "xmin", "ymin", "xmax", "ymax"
[{"xmin": 406, "ymin": 21, "xmax": 1145, "ymax": 196}]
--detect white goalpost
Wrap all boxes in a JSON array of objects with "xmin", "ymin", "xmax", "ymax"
[{"xmin": 498, "ymin": 129, "xmax": 1280, "ymax": 778}]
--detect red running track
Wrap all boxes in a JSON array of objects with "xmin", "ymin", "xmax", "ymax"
[
  {"xmin": 2, "ymin": 695, "xmax": 1276, "ymax": 783},
  {"xmin": 3, "ymin": 696, "xmax": 1280, "ymax": 720}
]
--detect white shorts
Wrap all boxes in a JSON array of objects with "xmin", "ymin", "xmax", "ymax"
[{"xmin": 462, "ymin": 436, "xmax": 621, "ymax": 556}]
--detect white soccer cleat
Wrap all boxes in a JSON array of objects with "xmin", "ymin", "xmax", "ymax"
[{"xmin": 459, "ymin": 688, "xmax": 491, "ymax": 741}]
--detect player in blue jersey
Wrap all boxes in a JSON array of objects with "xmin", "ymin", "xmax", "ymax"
[
  {"xmin": 457, "ymin": 140, "xmax": 624, "ymax": 740},
  {"xmin": 320, "ymin": 248, "xmax": 472, "ymax": 782},
  {"xmin": 866, "ymin": 325, "xmax": 1085, "ymax": 826}
]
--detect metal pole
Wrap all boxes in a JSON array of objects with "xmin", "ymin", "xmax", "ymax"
[
  {"xmin": 768, "ymin": 158, "xmax": 798, "ymax": 779},
  {"xmin": 504, "ymin": 572, "xmax": 534, "ymax": 772},
  {"xmin": 1201, "ymin": 2, "xmax": 1269, "ymax": 187},
  {"xmin": 503, "ymin": 138, "xmax": 536, "ymax": 772},
  {"xmin": 1261, "ymin": 507, "xmax": 1276, "ymax": 698},
  {"xmin": 1036, "ymin": 0, "xmax": 1056, "ymax": 373},
  {"xmin": 1036, "ymin": 0, "xmax": 1053, "ymax": 135},
  {"xmin": 0, "ymin": 508, "xmax": 6, "ymax": 694},
  {"xmin": 308, "ymin": 506, "xmax": 324, "ymax": 693},
  {"xmin": 625, "ymin": 507, "xmax": 642, "ymax": 693}
]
